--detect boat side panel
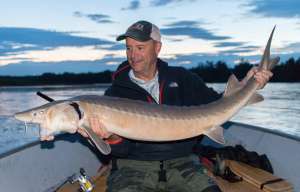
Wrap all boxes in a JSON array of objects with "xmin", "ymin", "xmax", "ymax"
[
  {"xmin": 0, "ymin": 134, "xmax": 102, "ymax": 192},
  {"xmin": 216, "ymin": 122, "xmax": 300, "ymax": 191}
]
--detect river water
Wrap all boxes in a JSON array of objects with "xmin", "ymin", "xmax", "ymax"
[{"xmin": 0, "ymin": 83, "xmax": 299, "ymax": 154}]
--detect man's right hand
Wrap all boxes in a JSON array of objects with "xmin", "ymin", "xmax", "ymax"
[
  {"xmin": 77, "ymin": 117, "xmax": 122, "ymax": 144},
  {"xmin": 77, "ymin": 127, "xmax": 89, "ymax": 138},
  {"xmin": 89, "ymin": 116, "xmax": 112, "ymax": 138}
]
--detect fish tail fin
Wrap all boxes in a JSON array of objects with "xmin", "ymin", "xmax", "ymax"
[
  {"xmin": 205, "ymin": 126, "xmax": 225, "ymax": 145},
  {"xmin": 260, "ymin": 26, "xmax": 280, "ymax": 71}
]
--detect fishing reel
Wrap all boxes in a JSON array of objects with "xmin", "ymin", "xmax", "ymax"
[{"xmin": 68, "ymin": 168, "xmax": 94, "ymax": 192}]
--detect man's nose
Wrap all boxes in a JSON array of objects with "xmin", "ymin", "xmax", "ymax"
[{"xmin": 129, "ymin": 48, "xmax": 138, "ymax": 59}]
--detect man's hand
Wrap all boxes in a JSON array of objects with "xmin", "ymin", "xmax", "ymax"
[
  {"xmin": 77, "ymin": 117, "xmax": 122, "ymax": 144},
  {"xmin": 77, "ymin": 117, "xmax": 111, "ymax": 138},
  {"xmin": 89, "ymin": 116, "xmax": 112, "ymax": 138},
  {"xmin": 77, "ymin": 127, "xmax": 89, "ymax": 138},
  {"xmin": 242, "ymin": 67, "xmax": 273, "ymax": 89}
]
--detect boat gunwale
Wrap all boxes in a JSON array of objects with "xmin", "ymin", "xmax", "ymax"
[
  {"xmin": 223, "ymin": 121, "xmax": 300, "ymax": 142},
  {"xmin": 0, "ymin": 133, "xmax": 82, "ymax": 159}
]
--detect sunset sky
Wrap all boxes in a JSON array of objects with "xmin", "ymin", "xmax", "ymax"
[{"xmin": 1, "ymin": 0, "xmax": 300, "ymax": 75}]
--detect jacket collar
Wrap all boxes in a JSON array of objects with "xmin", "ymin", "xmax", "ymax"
[
  {"xmin": 112, "ymin": 58, "xmax": 168, "ymax": 86},
  {"xmin": 111, "ymin": 59, "xmax": 168, "ymax": 104}
]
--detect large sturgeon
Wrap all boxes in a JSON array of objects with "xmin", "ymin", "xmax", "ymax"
[{"xmin": 15, "ymin": 27, "xmax": 279, "ymax": 155}]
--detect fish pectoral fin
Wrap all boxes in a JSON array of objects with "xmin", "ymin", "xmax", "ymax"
[
  {"xmin": 247, "ymin": 93, "xmax": 264, "ymax": 105},
  {"xmin": 205, "ymin": 126, "xmax": 225, "ymax": 145},
  {"xmin": 223, "ymin": 74, "xmax": 243, "ymax": 97},
  {"xmin": 81, "ymin": 125, "xmax": 111, "ymax": 155}
]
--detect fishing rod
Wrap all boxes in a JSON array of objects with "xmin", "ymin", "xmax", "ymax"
[
  {"xmin": 37, "ymin": 91, "xmax": 82, "ymax": 119},
  {"xmin": 37, "ymin": 91, "xmax": 54, "ymax": 102}
]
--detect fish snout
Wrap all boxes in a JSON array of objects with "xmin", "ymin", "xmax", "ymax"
[{"xmin": 14, "ymin": 112, "xmax": 32, "ymax": 122}]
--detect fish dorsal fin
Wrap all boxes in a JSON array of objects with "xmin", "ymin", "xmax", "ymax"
[
  {"xmin": 223, "ymin": 74, "xmax": 243, "ymax": 97},
  {"xmin": 205, "ymin": 126, "xmax": 225, "ymax": 145}
]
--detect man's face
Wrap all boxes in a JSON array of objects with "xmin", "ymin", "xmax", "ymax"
[{"xmin": 125, "ymin": 37, "xmax": 161, "ymax": 76}]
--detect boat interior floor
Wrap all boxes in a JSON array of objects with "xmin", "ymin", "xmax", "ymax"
[{"xmin": 57, "ymin": 160, "xmax": 293, "ymax": 192}]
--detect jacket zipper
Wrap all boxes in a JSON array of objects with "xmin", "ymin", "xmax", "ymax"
[{"xmin": 113, "ymin": 80, "xmax": 164, "ymax": 104}]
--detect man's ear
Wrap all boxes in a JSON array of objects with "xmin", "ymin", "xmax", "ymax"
[{"xmin": 154, "ymin": 41, "xmax": 162, "ymax": 55}]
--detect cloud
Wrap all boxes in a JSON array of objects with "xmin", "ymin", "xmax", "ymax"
[
  {"xmin": 161, "ymin": 20, "xmax": 230, "ymax": 40},
  {"xmin": 0, "ymin": 52, "xmax": 239, "ymax": 76},
  {"xmin": 0, "ymin": 27, "xmax": 113, "ymax": 57},
  {"xmin": 164, "ymin": 52, "xmax": 238, "ymax": 67},
  {"xmin": 150, "ymin": 0, "xmax": 195, "ymax": 7},
  {"xmin": 74, "ymin": 11, "xmax": 114, "ymax": 24},
  {"xmin": 165, "ymin": 51, "xmax": 300, "ymax": 69},
  {"xmin": 1, "ymin": 51, "xmax": 299, "ymax": 76},
  {"xmin": 73, "ymin": 11, "xmax": 83, "ymax": 17},
  {"xmin": 151, "ymin": 0, "xmax": 179, "ymax": 6},
  {"xmin": 0, "ymin": 56, "xmax": 124, "ymax": 76},
  {"xmin": 279, "ymin": 42, "xmax": 300, "ymax": 53},
  {"xmin": 87, "ymin": 14, "xmax": 114, "ymax": 24},
  {"xmin": 214, "ymin": 42, "xmax": 259, "ymax": 54},
  {"xmin": 122, "ymin": 0, "xmax": 141, "ymax": 10},
  {"xmin": 245, "ymin": 0, "xmax": 300, "ymax": 18},
  {"xmin": 219, "ymin": 48, "xmax": 256, "ymax": 54},
  {"xmin": 104, "ymin": 43, "xmax": 125, "ymax": 51},
  {"xmin": 0, "ymin": 41, "xmax": 41, "ymax": 56},
  {"xmin": 239, "ymin": 45, "xmax": 260, "ymax": 49},
  {"xmin": 214, "ymin": 42, "xmax": 245, "ymax": 48},
  {"xmin": 165, "ymin": 20, "xmax": 202, "ymax": 27}
]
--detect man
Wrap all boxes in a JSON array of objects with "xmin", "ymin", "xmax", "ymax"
[{"xmin": 79, "ymin": 20, "xmax": 272, "ymax": 192}]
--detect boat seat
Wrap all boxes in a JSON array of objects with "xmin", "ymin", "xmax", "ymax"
[{"xmin": 210, "ymin": 160, "xmax": 293, "ymax": 192}]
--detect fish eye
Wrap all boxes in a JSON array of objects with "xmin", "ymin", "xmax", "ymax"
[{"xmin": 32, "ymin": 112, "xmax": 37, "ymax": 116}]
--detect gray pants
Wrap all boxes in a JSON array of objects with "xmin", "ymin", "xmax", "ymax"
[{"xmin": 106, "ymin": 155, "xmax": 220, "ymax": 192}]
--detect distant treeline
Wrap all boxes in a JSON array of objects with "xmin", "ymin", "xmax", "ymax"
[
  {"xmin": 0, "ymin": 57, "xmax": 299, "ymax": 86},
  {"xmin": 0, "ymin": 71, "xmax": 112, "ymax": 86},
  {"xmin": 190, "ymin": 57, "xmax": 300, "ymax": 82}
]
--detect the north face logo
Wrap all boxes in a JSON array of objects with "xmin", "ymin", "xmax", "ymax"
[
  {"xmin": 169, "ymin": 82, "xmax": 178, "ymax": 88},
  {"xmin": 130, "ymin": 23, "xmax": 144, "ymax": 31}
]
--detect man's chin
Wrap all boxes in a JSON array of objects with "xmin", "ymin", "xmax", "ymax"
[{"xmin": 130, "ymin": 63, "xmax": 143, "ymax": 71}]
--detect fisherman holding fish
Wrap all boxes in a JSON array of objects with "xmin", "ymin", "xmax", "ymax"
[{"xmin": 77, "ymin": 20, "xmax": 273, "ymax": 192}]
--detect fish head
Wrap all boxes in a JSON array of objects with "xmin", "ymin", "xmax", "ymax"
[
  {"xmin": 43, "ymin": 102, "xmax": 80, "ymax": 133},
  {"xmin": 14, "ymin": 103, "xmax": 51, "ymax": 124},
  {"xmin": 15, "ymin": 101, "xmax": 81, "ymax": 139}
]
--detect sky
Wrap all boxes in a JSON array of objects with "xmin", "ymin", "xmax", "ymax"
[{"xmin": 0, "ymin": 0, "xmax": 300, "ymax": 75}]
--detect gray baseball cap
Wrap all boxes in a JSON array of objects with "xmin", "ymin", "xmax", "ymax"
[{"xmin": 116, "ymin": 20, "xmax": 161, "ymax": 42}]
